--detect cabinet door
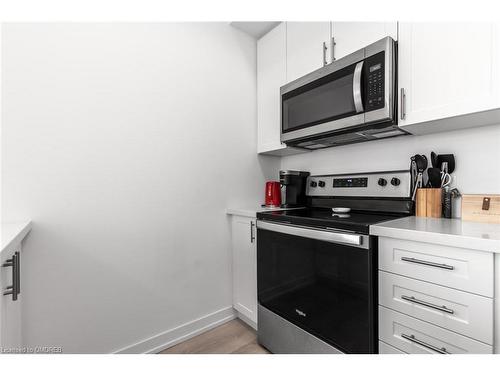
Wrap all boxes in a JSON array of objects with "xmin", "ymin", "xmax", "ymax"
[
  {"xmin": 257, "ymin": 23, "xmax": 287, "ymax": 154},
  {"xmin": 286, "ymin": 22, "xmax": 331, "ymax": 82},
  {"xmin": 332, "ymin": 22, "xmax": 397, "ymax": 60},
  {"xmin": 231, "ymin": 216, "xmax": 257, "ymax": 325},
  {"xmin": 0, "ymin": 246, "xmax": 22, "ymax": 350},
  {"xmin": 398, "ymin": 22, "xmax": 500, "ymax": 130}
]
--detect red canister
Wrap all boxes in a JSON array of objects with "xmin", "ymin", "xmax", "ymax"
[{"xmin": 265, "ymin": 181, "xmax": 281, "ymax": 207}]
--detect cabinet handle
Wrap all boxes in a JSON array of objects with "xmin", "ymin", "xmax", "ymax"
[
  {"xmin": 250, "ymin": 221, "xmax": 255, "ymax": 243},
  {"xmin": 322, "ymin": 42, "xmax": 328, "ymax": 66},
  {"xmin": 401, "ymin": 295, "xmax": 454, "ymax": 314},
  {"xmin": 401, "ymin": 333, "xmax": 448, "ymax": 354},
  {"xmin": 331, "ymin": 37, "xmax": 336, "ymax": 62},
  {"xmin": 401, "ymin": 256, "xmax": 454, "ymax": 270},
  {"xmin": 400, "ymin": 87, "xmax": 406, "ymax": 120},
  {"xmin": 2, "ymin": 252, "xmax": 20, "ymax": 301}
]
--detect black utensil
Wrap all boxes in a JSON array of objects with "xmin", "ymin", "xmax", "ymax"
[
  {"xmin": 414, "ymin": 154, "xmax": 428, "ymax": 173},
  {"xmin": 431, "ymin": 151, "xmax": 439, "ymax": 168},
  {"xmin": 437, "ymin": 154, "xmax": 455, "ymax": 174},
  {"xmin": 427, "ymin": 167, "xmax": 442, "ymax": 188}
]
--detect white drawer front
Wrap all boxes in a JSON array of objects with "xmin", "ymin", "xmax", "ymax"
[
  {"xmin": 379, "ymin": 340, "xmax": 406, "ymax": 354},
  {"xmin": 379, "ymin": 306, "xmax": 492, "ymax": 354},
  {"xmin": 379, "ymin": 271, "xmax": 493, "ymax": 344},
  {"xmin": 379, "ymin": 238, "xmax": 493, "ymax": 297}
]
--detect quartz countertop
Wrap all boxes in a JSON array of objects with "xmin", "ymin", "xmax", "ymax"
[
  {"xmin": 1, "ymin": 221, "xmax": 32, "ymax": 255},
  {"xmin": 226, "ymin": 206, "xmax": 302, "ymax": 218},
  {"xmin": 370, "ymin": 216, "xmax": 500, "ymax": 253}
]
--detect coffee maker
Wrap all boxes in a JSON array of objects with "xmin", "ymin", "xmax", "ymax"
[{"xmin": 280, "ymin": 170, "xmax": 310, "ymax": 208}]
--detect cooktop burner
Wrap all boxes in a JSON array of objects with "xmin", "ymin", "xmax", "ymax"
[{"xmin": 257, "ymin": 208, "xmax": 405, "ymax": 234}]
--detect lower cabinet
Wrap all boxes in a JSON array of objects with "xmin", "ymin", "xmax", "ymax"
[
  {"xmin": 378, "ymin": 236, "xmax": 494, "ymax": 354},
  {"xmin": 0, "ymin": 245, "xmax": 22, "ymax": 351},
  {"xmin": 230, "ymin": 214, "xmax": 257, "ymax": 328}
]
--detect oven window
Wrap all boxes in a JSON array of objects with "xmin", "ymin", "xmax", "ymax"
[
  {"xmin": 282, "ymin": 64, "xmax": 358, "ymax": 133},
  {"xmin": 257, "ymin": 227, "xmax": 375, "ymax": 353}
]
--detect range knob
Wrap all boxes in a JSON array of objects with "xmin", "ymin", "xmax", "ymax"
[
  {"xmin": 378, "ymin": 178, "xmax": 387, "ymax": 187},
  {"xmin": 318, "ymin": 180, "xmax": 326, "ymax": 188},
  {"xmin": 310, "ymin": 181, "xmax": 317, "ymax": 187},
  {"xmin": 391, "ymin": 177, "xmax": 401, "ymax": 186}
]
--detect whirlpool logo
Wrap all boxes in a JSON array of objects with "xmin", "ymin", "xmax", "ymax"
[{"xmin": 295, "ymin": 308, "xmax": 306, "ymax": 317}]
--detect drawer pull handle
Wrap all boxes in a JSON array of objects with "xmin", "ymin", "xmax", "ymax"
[
  {"xmin": 401, "ymin": 257, "xmax": 454, "ymax": 270},
  {"xmin": 401, "ymin": 295, "xmax": 454, "ymax": 314},
  {"xmin": 401, "ymin": 333, "xmax": 448, "ymax": 354}
]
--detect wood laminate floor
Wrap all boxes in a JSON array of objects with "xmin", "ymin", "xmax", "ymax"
[{"xmin": 159, "ymin": 319, "xmax": 270, "ymax": 354}]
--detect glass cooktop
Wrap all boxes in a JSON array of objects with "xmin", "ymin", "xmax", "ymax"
[{"xmin": 256, "ymin": 208, "xmax": 405, "ymax": 234}]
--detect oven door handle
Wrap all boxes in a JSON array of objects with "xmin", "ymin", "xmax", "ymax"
[
  {"xmin": 353, "ymin": 60, "xmax": 364, "ymax": 113},
  {"xmin": 256, "ymin": 220, "xmax": 368, "ymax": 249}
]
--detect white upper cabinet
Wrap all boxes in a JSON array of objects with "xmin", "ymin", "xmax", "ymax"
[
  {"xmin": 398, "ymin": 22, "xmax": 500, "ymax": 134},
  {"xmin": 257, "ymin": 23, "xmax": 287, "ymax": 154},
  {"xmin": 257, "ymin": 23, "xmax": 308, "ymax": 156},
  {"xmin": 286, "ymin": 22, "xmax": 331, "ymax": 82},
  {"xmin": 331, "ymin": 22, "xmax": 397, "ymax": 60}
]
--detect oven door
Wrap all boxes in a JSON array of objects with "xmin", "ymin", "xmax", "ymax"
[{"xmin": 257, "ymin": 220, "xmax": 377, "ymax": 354}]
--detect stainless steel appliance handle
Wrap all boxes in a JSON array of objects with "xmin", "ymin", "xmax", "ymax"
[
  {"xmin": 322, "ymin": 42, "xmax": 328, "ymax": 66},
  {"xmin": 257, "ymin": 220, "xmax": 367, "ymax": 249},
  {"xmin": 353, "ymin": 61, "xmax": 364, "ymax": 113},
  {"xmin": 401, "ymin": 256, "xmax": 454, "ymax": 270},
  {"xmin": 401, "ymin": 333, "xmax": 448, "ymax": 354},
  {"xmin": 401, "ymin": 295, "xmax": 454, "ymax": 315}
]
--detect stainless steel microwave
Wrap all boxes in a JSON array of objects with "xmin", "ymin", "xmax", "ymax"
[{"xmin": 280, "ymin": 37, "xmax": 406, "ymax": 149}]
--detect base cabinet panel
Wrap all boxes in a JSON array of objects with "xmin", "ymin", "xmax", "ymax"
[
  {"xmin": 0, "ymin": 246, "xmax": 22, "ymax": 351},
  {"xmin": 231, "ymin": 215, "xmax": 257, "ymax": 326},
  {"xmin": 379, "ymin": 306, "xmax": 492, "ymax": 354}
]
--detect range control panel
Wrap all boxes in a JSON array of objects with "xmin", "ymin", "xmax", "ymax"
[
  {"xmin": 332, "ymin": 177, "xmax": 368, "ymax": 188},
  {"xmin": 306, "ymin": 171, "xmax": 411, "ymax": 198}
]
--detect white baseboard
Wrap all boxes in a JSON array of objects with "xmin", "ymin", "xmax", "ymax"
[
  {"xmin": 236, "ymin": 311, "xmax": 257, "ymax": 331},
  {"xmin": 114, "ymin": 306, "xmax": 236, "ymax": 354}
]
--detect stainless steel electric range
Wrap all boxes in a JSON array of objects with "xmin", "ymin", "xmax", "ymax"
[{"xmin": 256, "ymin": 170, "xmax": 414, "ymax": 354}]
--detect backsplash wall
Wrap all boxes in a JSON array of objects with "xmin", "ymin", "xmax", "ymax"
[{"xmin": 280, "ymin": 123, "xmax": 500, "ymax": 216}]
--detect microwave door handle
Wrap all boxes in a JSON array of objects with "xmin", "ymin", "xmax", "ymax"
[{"xmin": 353, "ymin": 61, "xmax": 364, "ymax": 113}]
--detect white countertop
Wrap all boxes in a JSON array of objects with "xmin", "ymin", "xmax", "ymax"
[
  {"xmin": 370, "ymin": 216, "xmax": 500, "ymax": 253},
  {"xmin": 1, "ymin": 221, "xmax": 32, "ymax": 255},
  {"xmin": 226, "ymin": 206, "xmax": 302, "ymax": 218}
]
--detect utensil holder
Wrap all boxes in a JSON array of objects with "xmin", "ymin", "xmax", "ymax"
[{"xmin": 416, "ymin": 188, "xmax": 442, "ymax": 218}]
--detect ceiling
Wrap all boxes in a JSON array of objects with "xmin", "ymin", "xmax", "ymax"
[{"xmin": 230, "ymin": 22, "xmax": 281, "ymax": 39}]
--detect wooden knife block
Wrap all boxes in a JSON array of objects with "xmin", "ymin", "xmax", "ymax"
[{"xmin": 416, "ymin": 188, "xmax": 443, "ymax": 218}]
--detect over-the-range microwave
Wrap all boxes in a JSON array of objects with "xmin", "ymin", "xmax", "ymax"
[{"xmin": 281, "ymin": 37, "xmax": 407, "ymax": 149}]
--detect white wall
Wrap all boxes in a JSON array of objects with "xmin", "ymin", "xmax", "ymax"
[
  {"xmin": 1, "ymin": 23, "xmax": 278, "ymax": 353},
  {"xmin": 281, "ymin": 124, "xmax": 500, "ymax": 215}
]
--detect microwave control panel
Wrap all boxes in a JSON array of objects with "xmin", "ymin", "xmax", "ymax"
[{"xmin": 365, "ymin": 52, "xmax": 385, "ymax": 112}]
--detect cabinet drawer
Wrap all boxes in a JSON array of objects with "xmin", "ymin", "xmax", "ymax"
[
  {"xmin": 379, "ymin": 271, "xmax": 493, "ymax": 344},
  {"xmin": 379, "ymin": 238, "xmax": 493, "ymax": 297},
  {"xmin": 379, "ymin": 306, "xmax": 492, "ymax": 354},
  {"xmin": 379, "ymin": 340, "xmax": 406, "ymax": 354}
]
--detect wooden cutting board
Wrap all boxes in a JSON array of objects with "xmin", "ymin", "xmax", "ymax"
[{"xmin": 461, "ymin": 194, "xmax": 500, "ymax": 224}]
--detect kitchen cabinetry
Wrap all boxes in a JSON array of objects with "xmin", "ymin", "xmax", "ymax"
[
  {"xmin": 285, "ymin": 22, "xmax": 331, "ymax": 83},
  {"xmin": 257, "ymin": 23, "xmax": 306, "ymax": 156},
  {"xmin": 377, "ymin": 236, "xmax": 494, "ymax": 354},
  {"xmin": 398, "ymin": 22, "xmax": 500, "ymax": 134},
  {"xmin": 0, "ymin": 245, "xmax": 22, "ymax": 351},
  {"xmin": 230, "ymin": 214, "xmax": 257, "ymax": 328},
  {"xmin": 0, "ymin": 221, "xmax": 30, "ymax": 352},
  {"xmin": 331, "ymin": 22, "xmax": 397, "ymax": 60}
]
